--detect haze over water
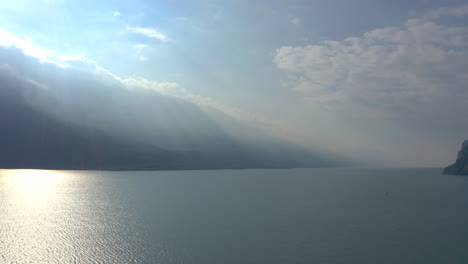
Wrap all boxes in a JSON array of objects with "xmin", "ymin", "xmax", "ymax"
[{"xmin": 1, "ymin": 168, "xmax": 468, "ymax": 263}]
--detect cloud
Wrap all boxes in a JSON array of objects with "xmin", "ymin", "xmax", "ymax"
[
  {"xmin": 0, "ymin": 29, "xmax": 55, "ymax": 62},
  {"xmin": 274, "ymin": 6, "xmax": 468, "ymax": 122},
  {"xmin": 133, "ymin": 44, "xmax": 148, "ymax": 50},
  {"xmin": 0, "ymin": 28, "xmax": 331, "ymax": 166},
  {"xmin": 127, "ymin": 27, "xmax": 167, "ymax": 41},
  {"xmin": 422, "ymin": 4, "xmax": 468, "ymax": 20},
  {"xmin": 291, "ymin": 17, "xmax": 301, "ymax": 25},
  {"xmin": 0, "ymin": 36, "xmax": 341, "ymax": 168},
  {"xmin": 0, "ymin": 28, "xmax": 270, "ymax": 128},
  {"xmin": 133, "ymin": 44, "xmax": 148, "ymax": 61},
  {"xmin": 119, "ymin": 76, "xmax": 269, "ymax": 125},
  {"xmin": 0, "ymin": 43, "xmax": 232, "ymax": 154},
  {"xmin": 59, "ymin": 55, "xmax": 100, "ymax": 69},
  {"xmin": 113, "ymin": 11, "xmax": 120, "ymax": 17}
]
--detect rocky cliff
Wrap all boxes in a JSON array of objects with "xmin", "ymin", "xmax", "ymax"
[{"xmin": 443, "ymin": 140, "xmax": 468, "ymax": 175}]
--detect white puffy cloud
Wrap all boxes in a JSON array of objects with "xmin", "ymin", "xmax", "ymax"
[
  {"xmin": 274, "ymin": 7, "xmax": 468, "ymax": 121},
  {"xmin": 127, "ymin": 27, "xmax": 167, "ymax": 41},
  {"xmin": 113, "ymin": 11, "xmax": 120, "ymax": 17}
]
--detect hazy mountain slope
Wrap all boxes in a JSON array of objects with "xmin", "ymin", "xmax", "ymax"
[
  {"xmin": 0, "ymin": 46, "xmax": 349, "ymax": 170},
  {"xmin": 0, "ymin": 90, "xmax": 342, "ymax": 170}
]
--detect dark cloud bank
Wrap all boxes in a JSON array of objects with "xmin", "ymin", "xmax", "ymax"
[{"xmin": 0, "ymin": 46, "xmax": 349, "ymax": 170}]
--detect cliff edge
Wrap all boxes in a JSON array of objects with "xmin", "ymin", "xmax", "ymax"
[{"xmin": 444, "ymin": 140, "xmax": 468, "ymax": 175}]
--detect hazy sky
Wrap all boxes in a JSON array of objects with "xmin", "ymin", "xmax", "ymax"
[{"xmin": 1, "ymin": 0, "xmax": 468, "ymax": 167}]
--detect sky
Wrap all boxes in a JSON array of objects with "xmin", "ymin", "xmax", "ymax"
[{"xmin": 1, "ymin": 0, "xmax": 468, "ymax": 167}]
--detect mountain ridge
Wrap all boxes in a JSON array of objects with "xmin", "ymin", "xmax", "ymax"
[{"xmin": 0, "ymin": 77, "xmax": 345, "ymax": 170}]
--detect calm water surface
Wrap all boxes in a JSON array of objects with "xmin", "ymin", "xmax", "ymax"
[{"xmin": 1, "ymin": 168, "xmax": 468, "ymax": 263}]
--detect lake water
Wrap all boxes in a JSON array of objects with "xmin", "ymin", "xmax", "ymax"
[{"xmin": 1, "ymin": 168, "xmax": 468, "ymax": 263}]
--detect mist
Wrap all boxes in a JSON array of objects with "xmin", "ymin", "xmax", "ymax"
[{"xmin": 0, "ymin": 45, "xmax": 346, "ymax": 170}]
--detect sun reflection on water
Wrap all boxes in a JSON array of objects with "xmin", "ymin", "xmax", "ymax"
[
  {"xmin": 0, "ymin": 169, "xmax": 149, "ymax": 263},
  {"xmin": 3, "ymin": 169, "xmax": 67, "ymax": 200},
  {"xmin": 0, "ymin": 169, "xmax": 76, "ymax": 262}
]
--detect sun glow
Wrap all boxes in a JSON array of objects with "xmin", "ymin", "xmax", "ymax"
[
  {"xmin": 2, "ymin": 169, "xmax": 68, "ymax": 200},
  {"xmin": 0, "ymin": 169, "xmax": 79, "ymax": 262}
]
